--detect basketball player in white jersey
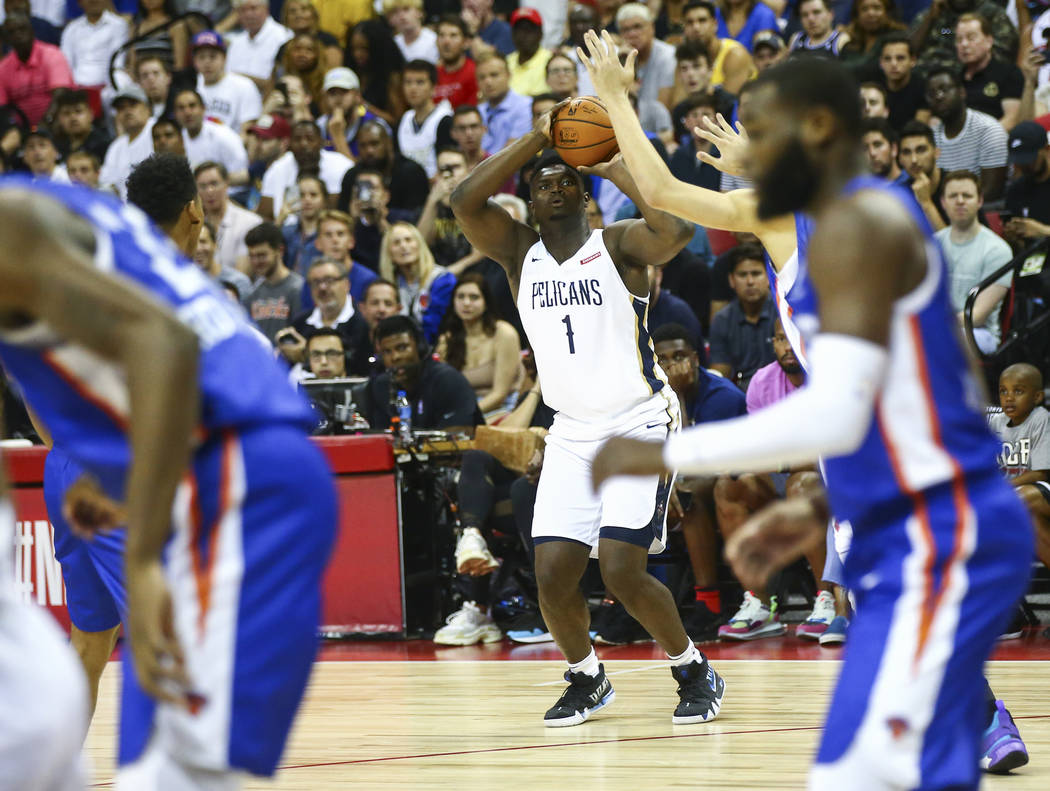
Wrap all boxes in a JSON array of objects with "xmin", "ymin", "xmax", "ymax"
[
  {"xmin": 0, "ymin": 461, "xmax": 90, "ymax": 789},
  {"xmin": 451, "ymin": 106, "xmax": 727, "ymax": 727}
]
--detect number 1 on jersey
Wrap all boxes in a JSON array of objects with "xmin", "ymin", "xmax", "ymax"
[{"xmin": 561, "ymin": 314, "xmax": 576, "ymax": 354}]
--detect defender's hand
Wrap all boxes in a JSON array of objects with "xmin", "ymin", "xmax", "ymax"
[
  {"xmin": 695, "ymin": 114, "xmax": 750, "ymax": 177},
  {"xmin": 578, "ymin": 29, "xmax": 636, "ymax": 99},
  {"xmin": 591, "ymin": 437, "xmax": 669, "ymax": 492},
  {"xmin": 725, "ymin": 498, "xmax": 827, "ymax": 590}
]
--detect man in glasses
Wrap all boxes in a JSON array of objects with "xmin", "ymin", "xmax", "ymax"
[{"xmin": 278, "ymin": 257, "xmax": 372, "ymax": 375}]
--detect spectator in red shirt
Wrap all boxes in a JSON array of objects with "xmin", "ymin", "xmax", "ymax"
[
  {"xmin": 434, "ymin": 14, "xmax": 477, "ymax": 109},
  {"xmin": 0, "ymin": 13, "xmax": 73, "ymax": 126}
]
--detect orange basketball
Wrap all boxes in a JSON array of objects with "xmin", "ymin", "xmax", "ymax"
[{"xmin": 550, "ymin": 96, "xmax": 619, "ymax": 169}]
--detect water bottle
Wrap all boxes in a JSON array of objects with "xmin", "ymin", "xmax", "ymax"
[{"xmin": 395, "ymin": 390, "xmax": 412, "ymax": 446}]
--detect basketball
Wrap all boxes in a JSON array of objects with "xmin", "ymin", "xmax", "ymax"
[{"xmin": 550, "ymin": 96, "xmax": 619, "ymax": 169}]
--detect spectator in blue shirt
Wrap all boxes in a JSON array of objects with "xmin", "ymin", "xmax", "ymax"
[
  {"xmin": 476, "ymin": 51, "xmax": 533, "ymax": 154},
  {"xmin": 465, "ymin": 0, "xmax": 514, "ymax": 55},
  {"xmin": 716, "ymin": 0, "xmax": 779, "ymax": 52},
  {"xmin": 653, "ymin": 321, "xmax": 747, "ymax": 641},
  {"xmin": 653, "ymin": 322, "xmax": 746, "ymax": 426}
]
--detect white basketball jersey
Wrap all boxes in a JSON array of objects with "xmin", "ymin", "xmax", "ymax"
[{"xmin": 517, "ymin": 229, "xmax": 675, "ymax": 438}]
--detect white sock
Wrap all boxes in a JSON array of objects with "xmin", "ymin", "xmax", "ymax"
[
  {"xmin": 667, "ymin": 641, "xmax": 702, "ymax": 667},
  {"xmin": 568, "ymin": 648, "xmax": 600, "ymax": 678}
]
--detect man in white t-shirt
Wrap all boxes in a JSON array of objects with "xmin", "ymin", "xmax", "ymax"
[
  {"xmin": 192, "ymin": 30, "xmax": 263, "ymax": 132},
  {"xmin": 398, "ymin": 59, "xmax": 452, "ymax": 178},
  {"xmin": 258, "ymin": 119, "xmax": 352, "ymax": 220},
  {"xmin": 59, "ymin": 0, "xmax": 127, "ymax": 87},
  {"xmin": 934, "ymin": 169, "xmax": 1013, "ymax": 353},
  {"xmin": 225, "ymin": 0, "xmax": 292, "ymax": 87},
  {"xmin": 385, "ymin": 0, "xmax": 437, "ymax": 63},
  {"xmin": 195, "ymin": 160, "xmax": 262, "ymax": 273},
  {"xmin": 174, "ymin": 88, "xmax": 249, "ymax": 184},
  {"xmin": 98, "ymin": 84, "xmax": 155, "ymax": 199}
]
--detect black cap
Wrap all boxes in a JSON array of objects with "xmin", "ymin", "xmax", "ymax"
[
  {"xmin": 24, "ymin": 126, "xmax": 54, "ymax": 144},
  {"xmin": 1007, "ymin": 121, "xmax": 1048, "ymax": 166}
]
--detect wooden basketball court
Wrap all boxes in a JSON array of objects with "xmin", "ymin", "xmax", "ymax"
[{"xmin": 84, "ymin": 651, "xmax": 1049, "ymax": 789}]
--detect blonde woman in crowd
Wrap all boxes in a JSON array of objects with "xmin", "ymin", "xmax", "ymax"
[{"xmin": 378, "ymin": 221, "xmax": 457, "ymax": 342}]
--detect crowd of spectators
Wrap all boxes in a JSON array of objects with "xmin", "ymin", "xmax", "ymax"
[{"xmin": 2, "ymin": 0, "xmax": 1049, "ymax": 644}]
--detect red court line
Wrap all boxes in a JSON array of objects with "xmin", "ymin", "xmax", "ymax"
[{"xmin": 87, "ymin": 714, "xmax": 1050, "ymax": 786}]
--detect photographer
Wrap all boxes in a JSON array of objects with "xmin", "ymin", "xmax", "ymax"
[
  {"xmin": 346, "ymin": 167, "xmax": 391, "ymax": 272},
  {"xmin": 337, "ymin": 120, "xmax": 430, "ymax": 221}
]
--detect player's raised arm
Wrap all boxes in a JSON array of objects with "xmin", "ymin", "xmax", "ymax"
[
  {"xmin": 578, "ymin": 30, "xmax": 795, "ymax": 260},
  {"xmin": 450, "ymin": 106, "xmax": 561, "ymax": 289},
  {"xmin": 0, "ymin": 190, "xmax": 197, "ymax": 701}
]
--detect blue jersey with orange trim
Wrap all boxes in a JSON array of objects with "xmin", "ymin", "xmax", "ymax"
[
  {"xmin": 790, "ymin": 176, "xmax": 1002, "ymax": 527},
  {"xmin": 0, "ymin": 177, "xmax": 314, "ymax": 479}
]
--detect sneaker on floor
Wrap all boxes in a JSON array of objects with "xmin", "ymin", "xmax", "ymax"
[
  {"xmin": 998, "ymin": 606, "xmax": 1026, "ymax": 641},
  {"xmin": 717, "ymin": 592, "xmax": 786, "ymax": 641},
  {"xmin": 796, "ymin": 590, "xmax": 836, "ymax": 640},
  {"xmin": 682, "ymin": 602, "xmax": 726, "ymax": 643},
  {"xmin": 434, "ymin": 601, "xmax": 502, "ymax": 646},
  {"xmin": 454, "ymin": 527, "xmax": 500, "ymax": 576},
  {"xmin": 592, "ymin": 601, "xmax": 651, "ymax": 645},
  {"xmin": 543, "ymin": 664, "xmax": 615, "ymax": 727},
  {"xmin": 981, "ymin": 700, "xmax": 1029, "ymax": 774},
  {"xmin": 670, "ymin": 659, "xmax": 726, "ymax": 724},
  {"xmin": 506, "ymin": 611, "xmax": 554, "ymax": 644},
  {"xmin": 818, "ymin": 615, "xmax": 849, "ymax": 647}
]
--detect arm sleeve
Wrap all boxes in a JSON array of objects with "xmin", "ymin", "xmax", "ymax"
[{"xmin": 663, "ymin": 334, "xmax": 888, "ymax": 475}]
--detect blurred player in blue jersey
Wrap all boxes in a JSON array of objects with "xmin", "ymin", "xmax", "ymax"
[
  {"xmin": 584, "ymin": 38, "xmax": 1033, "ymax": 790},
  {"xmin": 0, "ymin": 153, "xmax": 336, "ymax": 790}
]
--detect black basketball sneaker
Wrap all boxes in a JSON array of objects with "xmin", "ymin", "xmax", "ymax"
[
  {"xmin": 670, "ymin": 658, "xmax": 726, "ymax": 724},
  {"xmin": 543, "ymin": 664, "xmax": 616, "ymax": 727}
]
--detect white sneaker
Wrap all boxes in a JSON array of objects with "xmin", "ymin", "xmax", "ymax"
[
  {"xmin": 455, "ymin": 527, "xmax": 499, "ymax": 575},
  {"xmin": 434, "ymin": 602, "xmax": 503, "ymax": 646},
  {"xmin": 796, "ymin": 590, "xmax": 836, "ymax": 640},
  {"xmin": 717, "ymin": 591, "xmax": 786, "ymax": 641}
]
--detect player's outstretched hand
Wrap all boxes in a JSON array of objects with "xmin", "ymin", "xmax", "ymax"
[
  {"xmin": 578, "ymin": 29, "xmax": 635, "ymax": 100},
  {"xmin": 63, "ymin": 474, "xmax": 126, "ymax": 537},
  {"xmin": 725, "ymin": 498, "xmax": 827, "ymax": 590},
  {"xmin": 695, "ymin": 114, "xmax": 750, "ymax": 177},
  {"xmin": 127, "ymin": 558, "xmax": 193, "ymax": 707},
  {"xmin": 591, "ymin": 437, "xmax": 669, "ymax": 492}
]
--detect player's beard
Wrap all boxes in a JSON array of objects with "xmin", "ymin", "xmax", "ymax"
[{"xmin": 755, "ymin": 139, "xmax": 820, "ymax": 221}]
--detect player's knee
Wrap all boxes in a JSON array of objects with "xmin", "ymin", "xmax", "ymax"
[{"xmin": 598, "ymin": 551, "xmax": 645, "ymax": 601}]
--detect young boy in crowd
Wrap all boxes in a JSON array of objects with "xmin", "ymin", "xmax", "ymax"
[{"xmin": 989, "ymin": 363, "xmax": 1050, "ymax": 618}]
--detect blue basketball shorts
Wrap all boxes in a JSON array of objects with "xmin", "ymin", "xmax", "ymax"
[
  {"xmin": 118, "ymin": 424, "xmax": 337, "ymax": 777},
  {"xmin": 44, "ymin": 447, "xmax": 127, "ymax": 633},
  {"xmin": 810, "ymin": 474, "xmax": 1033, "ymax": 791}
]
